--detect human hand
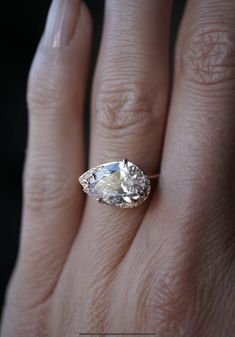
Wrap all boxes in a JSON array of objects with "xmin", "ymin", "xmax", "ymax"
[{"xmin": 1, "ymin": 0, "xmax": 235, "ymax": 336}]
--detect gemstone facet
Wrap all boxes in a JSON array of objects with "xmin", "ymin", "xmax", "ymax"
[{"xmin": 79, "ymin": 160, "xmax": 151, "ymax": 208}]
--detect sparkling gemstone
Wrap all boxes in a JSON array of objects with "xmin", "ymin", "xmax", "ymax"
[{"xmin": 79, "ymin": 160, "xmax": 151, "ymax": 208}]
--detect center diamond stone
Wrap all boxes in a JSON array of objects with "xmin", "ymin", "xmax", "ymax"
[{"xmin": 79, "ymin": 160, "xmax": 151, "ymax": 208}]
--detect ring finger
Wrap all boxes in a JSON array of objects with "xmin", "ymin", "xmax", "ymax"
[{"xmin": 78, "ymin": 0, "xmax": 172, "ymax": 269}]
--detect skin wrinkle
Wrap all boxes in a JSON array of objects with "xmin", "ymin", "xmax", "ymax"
[
  {"xmin": 177, "ymin": 26, "xmax": 235, "ymax": 85},
  {"xmin": 24, "ymin": 172, "xmax": 77, "ymax": 213},
  {"xmin": 27, "ymin": 55, "xmax": 83, "ymax": 117},
  {"xmin": 174, "ymin": 85, "xmax": 235, "ymax": 109},
  {"xmin": 196, "ymin": 1, "xmax": 235, "ymax": 25},
  {"xmin": 95, "ymin": 78, "xmax": 157, "ymax": 130}
]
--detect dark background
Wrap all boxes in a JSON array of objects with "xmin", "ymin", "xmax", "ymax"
[{"xmin": 0, "ymin": 0, "xmax": 185, "ymax": 317}]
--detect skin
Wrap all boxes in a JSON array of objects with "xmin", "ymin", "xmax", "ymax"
[{"xmin": 1, "ymin": 0, "xmax": 235, "ymax": 336}]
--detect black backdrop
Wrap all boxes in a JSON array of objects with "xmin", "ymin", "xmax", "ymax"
[{"xmin": 0, "ymin": 0, "xmax": 185, "ymax": 316}]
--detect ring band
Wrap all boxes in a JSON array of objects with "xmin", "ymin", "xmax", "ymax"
[{"xmin": 78, "ymin": 159, "xmax": 159, "ymax": 208}]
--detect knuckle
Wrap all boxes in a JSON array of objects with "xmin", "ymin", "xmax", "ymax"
[
  {"xmin": 27, "ymin": 61, "xmax": 73, "ymax": 116},
  {"xmin": 24, "ymin": 164, "xmax": 77, "ymax": 213},
  {"xmin": 95, "ymin": 80, "xmax": 154, "ymax": 134},
  {"xmin": 179, "ymin": 27, "xmax": 235, "ymax": 85}
]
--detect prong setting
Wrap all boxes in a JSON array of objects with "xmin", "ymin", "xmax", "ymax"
[{"xmin": 122, "ymin": 158, "xmax": 128, "ymax": 167}]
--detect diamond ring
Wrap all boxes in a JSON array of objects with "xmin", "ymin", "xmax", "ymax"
[{"xmin": 78, "ymin": 159, "xmax": 159, "ymax": 208}]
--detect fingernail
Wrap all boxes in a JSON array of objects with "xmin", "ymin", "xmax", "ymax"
[{"xmin": 43, "ymin": 0, "xmax": 81, "ymax": 49}]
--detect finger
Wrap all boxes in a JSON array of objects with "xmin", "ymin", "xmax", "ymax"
[
  {"xmin": 123, "ymin": 3, "xmax": 235, "ymax": 332},
  {"xmin": 148, "ymin": 1, "xmax": 235, "ymax": 240},
  {"xmin": 11, "ymin": 0, "xmax": 92, "ymax": 308},
  {"xmin": 77, "ymin": 0, "xmax": 172, "ymax": 272}
]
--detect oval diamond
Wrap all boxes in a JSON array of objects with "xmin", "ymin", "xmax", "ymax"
[{"xmin": 79, "ymin": 160, "xmax": 151, "ymax": 208}]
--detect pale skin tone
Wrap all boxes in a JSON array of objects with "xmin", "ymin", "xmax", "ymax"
[{"xmin": 1, "ymin": 0, "xmax": 235, "ymax": 335}]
